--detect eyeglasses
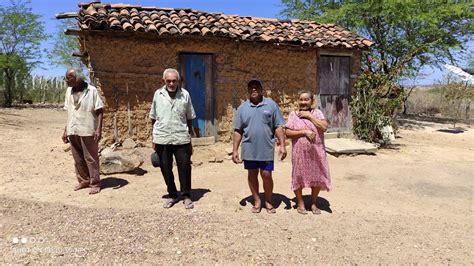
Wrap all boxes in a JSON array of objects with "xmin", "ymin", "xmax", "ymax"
[{"xmin": 165, "ymin": 79, "xmax": 178, "ymax": 84}]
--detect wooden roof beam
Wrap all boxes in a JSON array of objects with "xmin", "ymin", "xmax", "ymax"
[
  {"xmin": 72, "ymin": 52, "xmax": 87, "ymax": 58},
  {"xmin": 64, "ymin": 29, "xmax": 83, "ymax": 36},
  {"xmin": 56, "ymin": 12, "xmax": 78, "ymax": 19}
]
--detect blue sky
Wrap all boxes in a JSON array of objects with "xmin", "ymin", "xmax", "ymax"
[{"xmin": 8, "ymin": 0, "xmax": 472, "ymax": 85}]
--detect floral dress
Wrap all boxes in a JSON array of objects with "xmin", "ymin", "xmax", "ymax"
[{"xmin": 285, "ymin": 109, "xmax": 331, "ymax": 191}]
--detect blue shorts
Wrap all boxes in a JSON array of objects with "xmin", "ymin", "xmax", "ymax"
[{"xmin": 243, "ymin": 160, "xmax": 274, "ymax": 171}]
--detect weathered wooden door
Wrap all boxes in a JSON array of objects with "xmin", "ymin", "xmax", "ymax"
[
  {"xmin": 317, "ymin": 55, "xmax": 351, "ymax": 132},
  {"xmin": 179, "ymin": 53, "xmax": 215, "ymax": 137}
]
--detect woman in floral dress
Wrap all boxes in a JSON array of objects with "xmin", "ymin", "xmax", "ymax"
[{"xmin": 285, "ymin": 90, "xmax": 331, "ymax": 214}]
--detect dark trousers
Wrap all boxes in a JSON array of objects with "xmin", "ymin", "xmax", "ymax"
[
  {"xmin": 68, "ymin": 135, "xmax": 100, "ymax": 187},
  {"xmin": 155, "ymin": 143, "xmax": 192, "ymax": 198}
]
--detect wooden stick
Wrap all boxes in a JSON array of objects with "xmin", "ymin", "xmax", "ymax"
[
  {"xmin": 113, "ymin": 86, "xmax": 119, "ymax": 142},
  {"xmin": 126, "ymin": 83, "xmax": 132, "ymax": 138}
]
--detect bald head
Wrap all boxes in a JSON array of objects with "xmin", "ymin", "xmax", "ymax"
[
  {"xmin": 65, "ymin": 68, "xmax": 86, "ymax": 82},
  {"xmin": 65, "ymin": 68, "xmax": 86, "ymax": 88}
]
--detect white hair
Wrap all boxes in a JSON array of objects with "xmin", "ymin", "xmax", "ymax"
[
  {"xmin": 162, "ymin": 68, "xmax": 181, "ymax": 80},
  {"xmin": 66, "ymin": 68, "xmax": 86, "ymax": 82}
]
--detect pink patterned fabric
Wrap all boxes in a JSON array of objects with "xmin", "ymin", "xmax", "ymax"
[{"xmin": 285, "ymin": 109, "xmax": 331, "ymax": 191}]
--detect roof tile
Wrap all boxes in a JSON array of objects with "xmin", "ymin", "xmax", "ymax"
[{"xmin": 74, "ymin": 2, "xmax": 372, "ymax": 48}]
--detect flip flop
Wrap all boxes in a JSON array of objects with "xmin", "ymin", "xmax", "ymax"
[
  {"xmin": 264, "ymin": 201, "xmax": 276, "ymax": 214},
  {"xmin": 297, "ymin": 207, "xmax": 307, "ymax": 215},
  {"xmin": 183, "ymin": 197, "xmax": 194, "ymax": 209},
  {"xmin": 311, "ymin": 205, "xmax": 322, "ymax": 215},
  {"xmin": 266, "ymin": 207, "xmax": 276, "ymax": 214},
  {"xmin": 251, "ymin": 206, "xmax": 261, "ymax": 213},
  {"xmin": 163, "ymin": 198, "xmax": 178, "ymax": 209}
]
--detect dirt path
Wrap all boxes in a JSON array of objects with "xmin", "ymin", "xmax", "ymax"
[{"xmin": 0, "ymin": 108, "xmax": 473, "ymax": 263}]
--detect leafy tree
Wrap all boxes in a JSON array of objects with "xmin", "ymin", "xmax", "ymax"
[
  {"xmin": 50, "ymin": 19, "xmax": 83, "ymax": 69},
  {"xmin": 280, "ymin": 1, "xmax": 473, "ymax": 77},
  {"xmin": 0, "ymin": 0, "xmax": 47, "ymax": 107},
  {"xmin": 281, "ymin": 0, "xmax": 472, "ymax": 142}
]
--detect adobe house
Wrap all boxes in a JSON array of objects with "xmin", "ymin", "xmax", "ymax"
[{"xmin": 57, "ymin": 1, "xmax": 372, "ymax": 145}]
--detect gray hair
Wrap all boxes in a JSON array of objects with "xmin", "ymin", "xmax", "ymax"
[
  {"xmin": 298, "ymin": 90, "xmax": 314, "ymax": 100},
  {"xmin": 66, "ymin": 68, "xmax": 86, "ymax": 82},
  {"xmin": 162, "ymin": 68, "xmax": 181, "ymax": 80}
]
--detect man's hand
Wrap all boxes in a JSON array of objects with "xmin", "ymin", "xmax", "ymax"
[
  {"xmin": 279, "ymin": 145, "xmax": 287, "ymax": 161},
  {"xmin": 94, "ymin": 130, "xmax": 101, "ymax": 142},
  {"xmin": 232, "ymin": 151, "xmax": 240, "ymax": 164},
  {"xmin": 62, "ymin": 131, "xmax": 69, "ymax": 144},
  {"xmin": 189, "ymin": 143, "xmax": 193, "ymax": 156}
]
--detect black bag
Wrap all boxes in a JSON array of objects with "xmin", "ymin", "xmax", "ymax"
[{"xmin": 151, "ymin": 151, "xmax": 160, "ymax": 167}]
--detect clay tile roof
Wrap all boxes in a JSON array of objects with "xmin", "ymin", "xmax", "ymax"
[{"xmin": 71, "ymin": 2, "xmax": 372, "ymax": 48}]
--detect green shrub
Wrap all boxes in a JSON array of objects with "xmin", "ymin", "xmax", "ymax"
[{"xmin": 351, "ymin": 70, "xmax": 402, "ymax": 144}]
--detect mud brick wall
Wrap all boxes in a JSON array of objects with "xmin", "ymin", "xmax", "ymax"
[{"xmin": 82, "ymin": 33, "xmax": 361, "ymax": 144}]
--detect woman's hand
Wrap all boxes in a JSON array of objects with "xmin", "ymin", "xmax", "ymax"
[
  {"xmin": 297, "ymin": 110, "xmax": 312, "ymax": 119},
  {"xmin": 304, "ymin": 129, "xmax": 315, "ymax": 143}
]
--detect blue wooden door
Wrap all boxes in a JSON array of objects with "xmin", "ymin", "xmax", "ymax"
[{"xmin": 180, "ymin": 54, "xmax": 214, "ymax": 137}]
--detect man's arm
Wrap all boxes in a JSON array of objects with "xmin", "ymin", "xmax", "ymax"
[
  {"xmin": 272, "ymin": 102, "xmax": 287, "ymax": 160},
  {"xmin": 94, "ymin": 108, "xmax": 103, "ymax": 142},
  {"xmin": 275, "ymin": 126, "xmax": 287, "ymax": 160},
  {"xmin": 62, "ymin": 126, "xmax": 69, "ymax": 143},
  {"xmin": 150, "ymin": 119, "xmax": 156, "ymax": 150},
  {"xmin": 62, "ymin": 88, "xmax": 69, "ymax": 143},
  {"xmin": 187, "ymin": 119, "xmax": 193, "ymax": 136},
  {"xmin": 187, "ymin": 119, "xmax": 194, "ymax": 155},
  {"xmin": 232, "ymin": 129, "xmax": 243, "ymax": 164}
]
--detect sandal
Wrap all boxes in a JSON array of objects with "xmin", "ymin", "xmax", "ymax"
[
  {"xmin": 266, "ymin": 207, "xmax": 276, "ymax": 214},
  {"xmin": 163, "ymin": 198, "xmax": 178, "ymax": 209},
  {"xmin": 183, "ymin": 197, "xmax": 194, "ymax": 209},
  {"xmin": 311, "ymin": 205, "xmax": 322, "ymax": 215},
  {"xmin": 297, "ymin": 207, "xmax": 308, "ymax": 215},
  {"xmin": 251, "ymin": 206, "xmax": 261, "ymax": 213},
  {"xmin": 265, "ymin": 201, "xmax": 276, "ymax": 214}
]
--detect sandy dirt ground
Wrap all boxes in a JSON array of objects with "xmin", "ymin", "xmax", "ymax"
[{"xmin": 0, "ymin": 107, "xmax": 473, "ymax": 264}]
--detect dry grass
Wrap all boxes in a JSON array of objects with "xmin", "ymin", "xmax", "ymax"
[{"xmin": 405, "ymin": 87, "xmax": 473, "ymax": 121}]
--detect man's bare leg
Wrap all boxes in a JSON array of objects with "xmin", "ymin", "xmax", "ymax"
[
  {"xmin": 260, "ymin": 169, "xmax": 275, "ymax": 212},
  {"xmin": 248, "ymin": 169, "xmax": 261, "ymax": 211}
]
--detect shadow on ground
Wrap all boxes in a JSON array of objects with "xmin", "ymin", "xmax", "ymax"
[
  {"xmin": 239, "ymin": 193, "xmax": 292, "ymax": 210},
  {"xmin": 161, "ymin": 188, "xmax": 211, "ymax": 202},
  {"xmin": 100, "ymin": 177, "xmax": 129, "ymax": 190},
  {"xmin": 290, "ymin": 195, "xmax": 332, "ymax": 213},
  {"xmin": 127, "ymin": 167, "xmax": 147, "ymax": 176},
  {"xmin": 437, "ymin": 128, "xmax": 466, "ymax": 134}
]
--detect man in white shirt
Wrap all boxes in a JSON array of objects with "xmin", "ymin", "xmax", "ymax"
[
  {"xmin": 149, "ymin": 68, "xmax": 196, "ymax": 209},
  {"xmin": 62, "ymin": 68, "xmax": 104, "ymax": 195}
]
